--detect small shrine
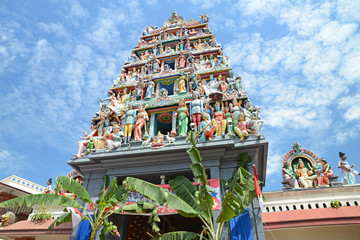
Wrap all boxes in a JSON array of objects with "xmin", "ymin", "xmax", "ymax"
[
  {"xmin": 72, "ymin": 12, "xmax": 264, "ymax": 158},
  {"xmin": 281, "ymin": 142, "xmax": 343, "ymax": 190}
]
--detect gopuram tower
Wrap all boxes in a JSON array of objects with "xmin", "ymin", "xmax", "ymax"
[{"xmin": 68, "ymin": 12, "xmax": 268, "ymax": 240}]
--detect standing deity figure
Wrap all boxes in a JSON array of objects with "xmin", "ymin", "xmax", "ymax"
[
  {"xmin": 282, "ymin": 162, "xmax": 299, "ymax": 189},
  {"xmin": 178, "ymin": 53, "xmax": 186, "ymax": 68},
  {"xmin": 145, "ymin": 77, "xmax": 156, "ymax": 99},
  {"xmin": 178, "ymin": 75, "xmax": 187, "ymax": 93},
  {"xmin": 338, "ymin": 152, "xmax": 359, "ymax": 184},
  {"xmin": 211, "ymin": 102, "xmax": 227, "ymax": 136},
  {"xmin": 250, "ymin": 107, "xmax": 263, "ymax": 138},
  {"xmin": 295, "ymin": 159, "xmax": 317, "ymax": 188},
  {"xmin": 175, "ymin": 98, "xmax": 189, "ymax": 136},
  {"xmin": 223, "ymin": 105, "xmax": 234, "ymax": 136},
  {"xmin": 317, "ymin": 158, "xmax": 334, "ymax": 186},
  {"xmin": 218, "ymin": 75, "xmax": 227, "ymax": 92},
  {"xmin": 234, "ymin": 113, "xmax": 251, "ymax": 141},
  {"xmin": 135, "ymin": 78, "xmax": 145, "ymax": 101},
  {"xmin": 189, "ymin": 91, "xmax": 205, "ymax": 132},
  {"xmin": 198, "ymin": 112, "xmax": 215, "ymax": 142},
  {"xmin": 243, "ymin": 100, "xmax": 252, "ymax": 122},
  {"xmin": 106, "ymin": 125, "xmax": 123, "ymax": 151},
  {"xmin": 124, "ymin": 103, "xmax": 137, "ymax": 144},
  {"xmin": 133, "ymin": 104, "xmax": 149, "ymax": 141},
  {"xmin": 186, "ymin": 53, "xmax": 194, "ymax": 68}
]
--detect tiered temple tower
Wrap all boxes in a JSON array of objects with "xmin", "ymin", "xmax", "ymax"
[{"xmin": 68, "ymin": 12, "xmax": 268, "ymax": 240}]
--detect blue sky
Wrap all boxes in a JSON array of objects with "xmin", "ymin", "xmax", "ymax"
[{"xmin": 0, "ymin": 0, "xmax": 359, "ymax": 192}]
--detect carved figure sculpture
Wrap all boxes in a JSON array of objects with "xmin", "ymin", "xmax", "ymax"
[
  {"xmin": 234, "ymin": 113, "xmax": 250, "ymax": 141},
  {"xmin": 198, "ymin": 112, "xmax": 215, "ymax": 142},
  {"xmin": 175, "ymin": 98, "xmax": 189, "ymax": 136},
  {"xmin": 295, "ymin": 159, "xmax": 318, "ymax": 188},
  {"xmin": 211, "ymin": 102, "xmax": 226, "ymax": 136},
  {"xmin": 133, "ymin": 104, "xmax": 149, "ymax": 141},
  {"xmin": 0, "ymin": 212, "xmax": 15, "ymax": 228},
  {"xmin": 282, "ymin": 162, "xmax": 299, "ymax": 189},
  {"xmin": 124, "ymin": 103, "xmax": 137, "ymax": 144},
  {"xmin": 189, "ymin": 91, "xmax": 204, "ymax": 132},
  {"xmin": 178, "ymin": 75, "xmax": 187, "ymax": 93},
  {"xmin": 338, "ymin": 152, "xmax": 359, "ymax": 184},
  {"xmin": 106, "ymin": 125, "xmax": 123, "ymax": 151},
  {"xmin": 317, "ymin": 159, "xmax": 334, "ymax": 186},
  {"xmin": 73, "ymin": 122, "xmax": 98, "ymax": 158},
  {"xmin": 145, "ymin": 78, "xmax": 155, "ymax": 99}
]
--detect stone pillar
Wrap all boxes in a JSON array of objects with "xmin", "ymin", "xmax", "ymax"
[{"xmin": 149, "ymin": 114, "xmax": 155, "ymax": 138}]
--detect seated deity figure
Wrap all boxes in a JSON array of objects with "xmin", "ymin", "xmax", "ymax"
[
  {"xmin": 106, "ymin": 125, "xmax": 123, "ymax": 151},
  {"xmin": 211, "ymin": 102, "xmax": 227, "ymax": 136},
  {"xmin": 189, "ymin": 91, "xmax": 205, "ymax": 132},
  {"xmin": 234, "ymin": 113, "xmax": 251, "ymax": 141},
  {"xmin": 295, "ymin": 159, "xmax": 318, "ymax": 188},
  {"xmin": 198, "ymin": 112, "xmax": 215, "ymax": 142},
  {"xmin": 175, "ymin": 98, "xmax": 189, "ymax": 136},
  {"xmin": 338, "ymin": 152, "xmax": 360, "ymax": 184},
  {"xmin": 317, "ymin": 158, "xmax": 334, "ymax": 186},
  {"xmin": 73, "ymin": 122, "xmax": 98, "ymax": 158},
  {"xmin": 124, "ymin": 103, "xmax": 137, "ymax": 144},
  {"xmin": 282, "ymin": 162, "xmax": 300, "ymax": 189},
  {"xmin": 133, "ymin": 104, "xmax": 149, "ymax": 141}
]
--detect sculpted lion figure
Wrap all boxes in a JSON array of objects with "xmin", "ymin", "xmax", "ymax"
[{"xmin": 0, "ymin": 211, "xmax": 16, "ymax": 228}]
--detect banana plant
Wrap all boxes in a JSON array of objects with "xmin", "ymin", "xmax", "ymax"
[
  {"xmin": 0, "ymin": 175, "xmax": 127, "ymax": 240},
  {"xmin": 123, "ymin": 131, "xmax": 256, "ymax": 240}
]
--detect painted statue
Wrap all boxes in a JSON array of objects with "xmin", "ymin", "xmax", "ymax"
[
  {"xmin": 234, "ymin": 113, "xmax": 250, "ymax": 141},
  {"xmin": 198, "ymin": 112, "xmax": 215, "ymax": 142},
  {"xmin": 175, "ymin": 98, "xmax": 189, "ymax": 136},
  {"xmin": 73, "ymin": 122, "xmax": 98, "ymax": 158},
  {"xmin": 211, "ymin": 102, "xmax": 227, "ymax": 136},
  {"xmin": 178, "ymin": 75, "xmax": 187, "ymax": 93},
  {"xmin": 189, "ymin": 91, "xmax": 205, "ymax": 132},
  {"xmin": 317, "ymin": 158, "xmax": 334, "ymax": 186},
  {"xmin": 133, "ymin": 104, "xmax": 149, "ymax": 141},
  {"xmin": 223, "ymin": 105, "xmax": 234, "ymax": 136},
  {"xmin": 106, "ymin": 125, "xmax": 123, "ymax": 151},
  {"xmin": 282, "ymin": 162, "xmax": 299, "ymax": 189},
  {"xmin": 145, "ymin": 78, "xmax": 156, "ymax": 99},
  {"xmin": 295, "ymin": 159, "xmax": 318, "ymax": 188},
  {"xmin": 124, "ymin": 103, "xmax": 137, "ymax": 144},
  {"xmin": 338, "ymin": 152, "xmax": 359, "ymax": 184}
]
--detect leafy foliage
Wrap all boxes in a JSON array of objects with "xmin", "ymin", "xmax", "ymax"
[{"xmin": 124, "ymin": 136, "xmax": 257, "ymax": 240}]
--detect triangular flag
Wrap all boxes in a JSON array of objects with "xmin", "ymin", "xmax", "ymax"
[{"xmin": 253, "ymin": 164, "xmax": 264, "ymax": 212}]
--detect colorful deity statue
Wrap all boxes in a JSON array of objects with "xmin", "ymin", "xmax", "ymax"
[
  {"xmin": 234, "ymin": 113, "xmax": 250, "ymax": 141},
  {"xmin": 223, "ymin": 104, "xmax": 234, "ymax": 136},
  {"xmin": 317, "ymin": 158, "xmax": 334, "ymax": 186},
  {"xmin": 211, "ymin": 102, "xmax": 227, "ymax": 136},
  {"xmin": 175, "ymin": 98, "xmax": 189, "ymax": 136},
  {"xmin": 295, "ymin": 159, "xmax": 318, "ymax": 188},
  {"xmin": 73, "ymin": 122, "xmax": 98, "ymax": 158},
  {"xmin": 135, "ymin": 78, "xmax": 145, "ymax": 101},
  {"xmin": 338, "ymin": 152, "xmax": 359, "ymax": 184},
  {"xmin": 178, "ymin": 53, "xmax": 186, "ymax": 68},
  {"xmin": 198, "ymin": 112, "xmax": 215, "ymax": 142},
  {"xmin": 218, "ymin": 75, "xmax": 227, "ymax": 92},
  {"xmin": 189, "ymin": 91, "xmax": 205, "ymax": 132},
  {"xmin": 124, "ymin": 103, "xmax": 137, "ymax": 144},
  {"xmin": 133, "ymin": 104, "xmax": 149, "ymax": 142},
  {"xmin": 178, "ymin": 75, "xmax": 187, "ymax": 93},
  {"xmin": 145, "ymin": 77, "xmax": 155, "ymax": 99},
  {"xmin": 282, "ymin": 162, "xmax": 299, "ymax": 189},
  {"xmin": 106, "ymin": 125, "xmax": 123, "ymax": 151}
]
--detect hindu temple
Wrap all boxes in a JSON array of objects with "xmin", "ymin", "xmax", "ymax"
[{"xmin": 67, "ymin": 12, "xmax": 269, "ymax": 240}]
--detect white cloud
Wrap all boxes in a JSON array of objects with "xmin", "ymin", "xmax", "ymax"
[
  {"xmin": 315, "ymin": 21, "xmax": 357, "ymax": 45},
  {"xmin": 336, "ymin": 0, "xmax": 360, "ymax": 22},
  {"xmin": 0, "ymin": 149, "xmax": 29, "ymax": 176}
]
